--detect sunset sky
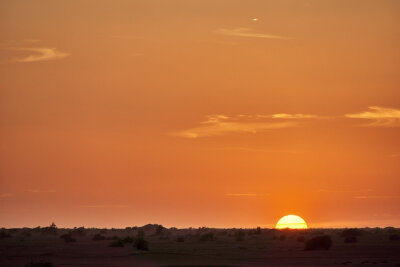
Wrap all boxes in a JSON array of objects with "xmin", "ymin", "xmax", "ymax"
[{"xmin": 1, "ymin": 0, "xmax": 399, "ymax": 228}]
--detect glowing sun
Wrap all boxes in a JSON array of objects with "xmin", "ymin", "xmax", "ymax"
[{"xmin": 275, "ymin": 215, "xmax": 308, "ymax": 229}]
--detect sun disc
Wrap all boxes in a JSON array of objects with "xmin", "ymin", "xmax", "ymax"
[{"xmin": 275, "ymin": 215, "xmax": 308, "ymax": 229}]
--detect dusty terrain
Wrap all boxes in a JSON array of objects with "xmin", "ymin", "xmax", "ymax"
[{"xmin": 1, "ymin": 225, "xmax": 399, "ymax": 267}]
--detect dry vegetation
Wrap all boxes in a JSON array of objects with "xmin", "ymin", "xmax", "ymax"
[{"xmin": 1, "ymin": 224, "xmax": 400, "ymax": 266}]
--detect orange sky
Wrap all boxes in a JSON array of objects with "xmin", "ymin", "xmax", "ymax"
[{"xmin": 0, "ymin": 0, "xmax": 399, "ymax": 228}]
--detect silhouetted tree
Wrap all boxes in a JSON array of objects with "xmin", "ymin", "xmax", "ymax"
[{"xmin": 304, "ymin": 235, "xmax": 332, "ymax": 250}]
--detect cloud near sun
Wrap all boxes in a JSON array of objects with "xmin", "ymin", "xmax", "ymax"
[
  {"xmin": 345, "ymin": 106, "xmax": 400, "ymax": 127},
  {"xmin": 172, "ymin": 114, "xmax": 317, "ymax": 138}
]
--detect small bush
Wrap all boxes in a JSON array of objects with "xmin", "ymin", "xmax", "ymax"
[
  {"xmin": 134, "ymin": 237, "xmax": 149, "ymax": 250},
  {"xmin": 341, "ymin": 228, "xmax": 362, "ymax": 238},
  {"xmin": 344, "ymin": 236, "xmax": 358, "ymax": 243},
  {"xmin": 297, "ymin": 236, "xmax": 306, "ymax": 242},
  {"xmin": 234, "ymin": 230, "xmax": 245, "ymax": 242},
  {"xmin": 0, "ymin": 230, "xmax": 11, "ymax": 239},
  {"xmin": 25, "ymin": 262, "xmax": 56, "ymax": 267},
  {"xmin": 41, "ymin": 223, "xmax": 57, "ymax": 235},
  {"xmin": 255, "ymin": 227, "xmax": 262, "ymax": 235},
  {"xmin": 389, "ymin": 234, "xmax": 399, "ymax": 241},
  {"xmin": 92, "ymin": 234, "xmax": 106, "ymax": 241},
  {"xmin": 304, "ymin": 235, "xmax": 332, "ymax": 250},
  {"xmin": 199, "ymin": 232, "xmax": 214, "ymax": 242},
  {"xmin": 122, "ymin": 236, "xmax": 134, "ymax": 243},
  {"xmin": 156, "ymin": 225, "xmax": 165, "ymax": 235},
  {"xmin": 60, "ymin": 233, "xmax": 76, "ymax": 243},
  {"xmin": 109, "ymin": 239, "xmax": 124, "ymax": 247},
  {"xmin": 71, "ymin": 227, "xmax": 86, "ymax": 237}
]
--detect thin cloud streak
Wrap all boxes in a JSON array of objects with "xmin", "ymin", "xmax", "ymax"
[
  {"xmin": 172, "ymin": 114, "xmax": 297, "ymax": 138},
  {"xmin": 354, "ymin": 196, "xmax": 400, "ymax": 199},
  {"xmin": 172, "ymin": 113, "xmax": 319, "ymax": 138},
  {"xmin": 345, "ymin": 106, "xmax": 400, "ymax": 127},
  {"xmin": 81, "ymin": 205, "xmax": 129, "ymax": 208},
  {"xmin": 26, "ymin": 189, "xmax": 56, "ymax": 193},
  {"xmin": 225, "ymin": 193, "xmax": 263, "ymax": 197},
  {"xmin": 216, "ymin": 28, "xmax": 291, "ymax": 40},
  {"xmin": 12, "ymin": 47, "xmax": 69, "ymax": 63}
]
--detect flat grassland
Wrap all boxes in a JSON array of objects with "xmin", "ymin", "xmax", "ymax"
[{"xmin": 1, "ymin": 225, "xmax": 399, "ymax": 266}]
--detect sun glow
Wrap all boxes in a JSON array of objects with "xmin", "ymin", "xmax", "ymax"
[{"xmin": 275, "ymin": 215, "xmax": 308, "ymax": 229}]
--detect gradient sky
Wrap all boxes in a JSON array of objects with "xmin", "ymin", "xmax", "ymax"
[{"xmin": 1, "ymin": 0, "xmax": 399, "ymax": 228}]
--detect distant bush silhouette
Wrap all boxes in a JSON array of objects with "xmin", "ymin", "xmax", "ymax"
[
  {"xmin": 25, "ymin": 262, "xmax": 56, "ymax": 267},
  {"xmin": 99, "ymin": 229, "xmax": 108, "ymax": 234},
  {"xmin": 176, "ymin": 236, "xmax": 184, "ymax": 242},
  {"xmin": 156, "ymin": 225, "xmax": 165, "ymax": 235},
  {"xmin": 341, "ymin": 228, "xmax": 362, "ymax": 238},
  {"xmin": 304, "ymin": 235, "xmax": 332, "ymax": 250},
  {"xmin": 41, "ymin": 223, "xmax": 57, "ymax": 235},
  {"xmin": 92, "ymin": 234, "xmax": 106, "ymax": 241},
  {"xmin": 0, "ymin": 230, "xmax": 11, "ymax": 239},
  {"xmin": 344, "ymin": 236, "xmax": 358, "ymax": 243},
  {"xmin": 234, "ymin": 230, "xmax": 245, "ymax": 242},
  {"xmin": 389, "ymin": 234, "xmax": 399, "ymax": 241},
  {"xmin": 134, "ymin": 237, "xmax": 149, "ymax": 250},
  {"xmin": 199, "ymin": 232, "xmax": 215, "ymax": 242},
  {"xmin": 122, "ymin": 236, "xmax": 134, "ymax": 243},
  {"xmin": 60, "ymin": 233, "xmax": 76, "ymax": 243},
  {"xmin": 71, "ymin": 227, "xmax": 86, "ymax": 237},
  {"xmin": 109, "ymin": 239, "xmax": 124, "ymax": 247},
  {"xmin": 297, "ymin": 236, "xmax": 306, "ymax": 242},
  {"xmin": 255, "ymin": 227, "xmax": 262, "ymax": 235}
]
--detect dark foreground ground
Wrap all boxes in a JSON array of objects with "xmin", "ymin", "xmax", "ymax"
[{"xmin": 1, "ymin": 225, "xmax": 400, "ymax": 267}]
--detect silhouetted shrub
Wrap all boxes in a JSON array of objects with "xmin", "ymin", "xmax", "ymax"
[
  {"xmin": 255, "ymin": 227, "xmax": 262, "ymax": 235},
  {"xmin": 25, "ymin": 262, "xmax": 56, "ymax": 267},
  {"xmin": 134, "ymin": 237, "xmax": 149, "ymax": 250},
  {"xmin": 109, "ymin": 239, "xmax": 124, "ymax": 247},
  {"xmin": 176, "ymin": 237, "xmax": 184, "ymax": 242},
  {"xmin": 341, "ymin": 228, "xmax": 362, "ymax": 238},
  {"xmin": 71, "ymin": 227, "xmax": 86, "ymax": 237},
  {"xmin": 122, "ymin": 236, "xmax": 134, "ymax": 243},
  {"xmin": 199, "ymin": 232, "xmax": 214, "ymax": 242},
  {"xmin": 0, "ymin": 230, "xmax": 11, "ymax": 239},
  {"xmin": 234, "ymin": 230, "xmax": 245, "ymax": 241},
  {"xmin": 92, "ymin": 234, "xmax": 106, "ymax": 241},
  {"xmin": 60, "ymin": 233, "xmax": 76, "ymax": 243},
  {"xmin": 156, "ymin": 225, "xmax": 165, "ymax": 235},
  {"xmin": 137, "ymin": 230, "xmax": 145, "ymax": 238},
  {"xmin": 304, "ymin": 235, "xmax": 332, "ymax": 250},
  {"xmin": 389, "ymin": 234, "xmax": 400, "ymax": 241},
  {"xmin": 41, "ymin": 223, "xmax": 57, "ymax": 235},
  {"xmin": 297, "ymin": 236, "xmax": 306, "ymax": 242},
  {"xmin": 99, "ymin": 229, "xmax": 108, "ymax": 234},
  {"xmin": 344, "ymin": 236, "xmax": 358, "ymax": 243}
]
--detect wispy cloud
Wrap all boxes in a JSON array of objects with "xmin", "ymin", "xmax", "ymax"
[
  {"xmin": 212, "ymin": 147, "xmax": 305, "ymax": 154},
  {"xmin": 26, "ymin": 189, "xmax": 56, "ymax": 193},
  {"xmin": 172, "ymin": 113, "xmax": 319, "ymax": 138},
  {"xmin": 172, "ymin": 114, "xmax": 299, "ymax": 138},
  {"xmin": 354, "ymin": 195, "xmax": 400, "ymax": 199},
  {"xmin": 81, "ymin": 205, "xmax": 129, "ymax": 208},
  {"xmin": 216, "ymin": 28, "xmax": 291, "ymax": 40},
  {"xmin": 225, "ymin": 193, "xmax": 264, "ymax": 197},
  {"xmin": 345, "ymin": 106, "xmax": 400, "ymax": 127},
  {"xmin": 10, "ymin": 47, "xmax": 69, "ymax": 63}
]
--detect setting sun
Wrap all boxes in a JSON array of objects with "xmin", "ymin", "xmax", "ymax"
[{"xmin": 276, "ymin": 215, "xmax": 308, "ymax": 229}]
